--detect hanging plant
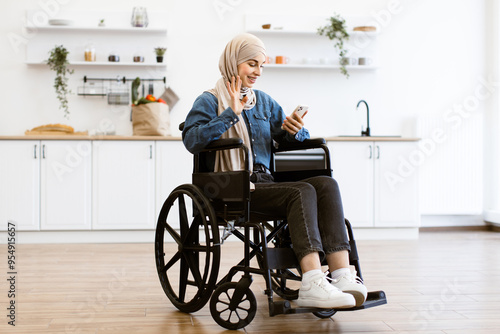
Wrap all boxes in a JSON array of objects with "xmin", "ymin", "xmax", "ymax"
[
  {"xmin": 46, "ymin": 45, "xmax": 74, "ymax": 118},
  {"xmin": 317, "ymin": 14, "xmax": 350, "ymax": 78}
]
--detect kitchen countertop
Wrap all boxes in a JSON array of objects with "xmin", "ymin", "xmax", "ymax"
[
  {"xmin": 0, "ymin": 135, "xmax": 183, "ymax": 140},
  {"xmin": 0, "ymin": 135, "xmax": 420, "ymax": 141},
  {"xmin": 326, "ymin": 136, "xmax": 420, "ymax": 142}
]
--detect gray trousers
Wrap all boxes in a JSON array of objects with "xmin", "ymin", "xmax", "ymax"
[{"xmin": 249, "ymin": 175, "xmax": 350, "ymax": 262}]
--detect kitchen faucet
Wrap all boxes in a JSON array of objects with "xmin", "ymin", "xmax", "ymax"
[{"xmin": 356, "ymin": 100, "xmax": 370, "ymax": 136}]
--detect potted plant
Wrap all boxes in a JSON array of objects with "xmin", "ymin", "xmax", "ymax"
[
  {"xmin": 154, "ymin": 47, "xmax": 166, "ymax": 63},
  {"xmin": 46, "ymin": 45, "xmax": 74, "ymax": 118},
  {"xmin": 317, "ymin": 14, "xmax": 350, "ymax": 78}
]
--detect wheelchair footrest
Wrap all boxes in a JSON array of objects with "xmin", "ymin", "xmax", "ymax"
[
  {"xmin": 336, "ymin": 290, "xmax": 387, "ymax": 312},
  {"xmin": 269, "ymin": 290, "xmax": 387, "ymax": 317}
]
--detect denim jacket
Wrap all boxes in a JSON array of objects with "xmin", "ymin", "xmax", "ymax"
[{"xmin": 182, "ymin": 90, "xmax": 310, "ymax": 170}]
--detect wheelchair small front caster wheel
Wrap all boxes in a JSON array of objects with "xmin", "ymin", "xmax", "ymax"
[
  {"xmin": 210, "ymin": 282, "xmax": 257, "ymax": 330},
  {"xmin": 313, "ymin": 309, "xmax": 337, "ymax": 319}
]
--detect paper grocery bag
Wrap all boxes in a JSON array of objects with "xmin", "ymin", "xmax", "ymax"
[{"xmin": 132, "ymin": 102, "xmax": 170, "ymax": 136}]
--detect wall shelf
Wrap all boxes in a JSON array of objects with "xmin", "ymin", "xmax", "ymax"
[
  {"xmin": 26, "ymin": 25, "xmax": 167, "ymax": 34},
  {"xmin": 26, "ymin": 61, "xmax": 167, "ymax": 68},
  {"xmin": 245, "ymin": 14, "xmax": 380, "ymax": 75},
  {"xmin": 247, "ymin": 29, "xmax": 378, "ymax": 37},
  {"xmin": 263, "ymin": 64, "xmax": 379, "ymax": 70},
  {"xmin": 24, "ymin": 10, "xmax": 168, "ymax": 70}
]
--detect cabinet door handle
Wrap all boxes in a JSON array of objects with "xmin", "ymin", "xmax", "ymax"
[
  {"xmin": 34, "ymin": 144, "xmax": 38, "ymax": 159},
  {"xmin": 42, "ymin": 144, "xmax": 46, "ymax": 159},
  {"xmin": 149, "ymin": 145, "xmax": 153, "ymax": 159},
  {"xmin": 376, "ymin": 145, "xmax": 380, "ymax": 159},
  {"xmin": 368, "ymin": 145, "xmax": 372, "ymax": 159}
]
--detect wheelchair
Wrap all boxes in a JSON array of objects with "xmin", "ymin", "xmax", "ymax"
[{"xmin": 155, "ymin": 123, "xmax": 387, "ymax": 330}]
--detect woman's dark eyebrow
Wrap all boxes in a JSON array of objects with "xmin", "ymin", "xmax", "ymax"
[{"xmin": 247, "ymin": 59, "xmax": 263, "ymax": 64}]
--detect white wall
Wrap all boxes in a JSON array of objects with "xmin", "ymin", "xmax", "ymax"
[
  {"xmin": 0, "ymin": 0, "xmax": 490, "ymax": 219},
  {"xmin": 0, "ymin": 0, "xmax": 486, "ymax": 136}
]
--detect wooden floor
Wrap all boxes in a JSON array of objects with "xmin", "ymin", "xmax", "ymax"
[{"xmin": 1, "ymin": 230, "xmax": 500, "ymax": 334}]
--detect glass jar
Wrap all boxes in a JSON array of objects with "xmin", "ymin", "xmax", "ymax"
[
  {"xmin": 84, "ymin": 43, "xmax": 96, "ymax": 62},
  {"xmin": 131, "ymin": 7, "xmax": 149, "ymax": 27}
]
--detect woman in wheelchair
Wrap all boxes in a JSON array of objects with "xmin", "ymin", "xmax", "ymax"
[{"xmin": 182, "ymin": 33, "xmax": 367, "ymax": 309}]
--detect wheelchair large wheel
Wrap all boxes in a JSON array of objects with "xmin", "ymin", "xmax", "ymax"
[
  {"xmin": 155, "ymin": 184, "xmax": 221, "ymax": 313},
  {"xmin": 313, "ymin": 309, "xmax": 337, "ymax": 318}
]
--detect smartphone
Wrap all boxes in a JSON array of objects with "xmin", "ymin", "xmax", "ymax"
[
  {"xmin": 282, "ymin": 105, "xmax": 309, "ymax": 129},
  {"xmin": 292, "ymin": 105, "xmax": 309, "ymax": 118}
]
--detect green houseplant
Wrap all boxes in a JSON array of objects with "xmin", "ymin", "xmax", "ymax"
[
  {"xmin": 154, "ymin": 47, "xmax": 166, "ymax": 63},
  {"xmin": 46, "ymin": 45, "xmax": 74, "ymax": 118},
  {"xmin": 317, "ymin": 14, "xmax": 350, "ymax": 78}
]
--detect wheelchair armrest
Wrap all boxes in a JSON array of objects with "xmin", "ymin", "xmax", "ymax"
[
  {"xmin": 273, "ymin": 138, "xmax": 327, "ymax": 153},
  {"xmin": 202, "ymin": 138, "xmax": 244, "ymax": 152}
]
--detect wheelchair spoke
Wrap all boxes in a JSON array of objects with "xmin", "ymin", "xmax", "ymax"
[
  {"xmin": 182, "ymin": 215, "xmax": 201, "ymax": 245},
  {"xmin": 183, "ymin": 250, "xmax": 204, "ymax": 289},
  {"xmin": 163, "ymin": 220, "xmax": 182, "ymax": 245},
  {"xmin": 162, "ymin": 251, "xmax": 181, "ymax": 273},
  {"xmin": 178, "ymin": 194, "xmax": 189, "ymax": 238},
  {"xmin": 179, "ymin": 253, "xmax": 189, "ymax": 303}
]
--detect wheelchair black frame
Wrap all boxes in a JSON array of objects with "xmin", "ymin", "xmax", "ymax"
[{"xmin": 155, "ymin": 127, "xmax": 387, "ymax": 329}]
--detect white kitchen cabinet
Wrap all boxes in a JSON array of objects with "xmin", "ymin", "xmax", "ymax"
[
  {"xmin": 92, "ymin": 141, "xmax": 155, "ymax": 230},
  {"xmin": 328, "ymin": 141, "xmax": 419, "ymax": 228},
  {"xmin": 40, "ymin": 141, "xmax": 91, "ymax": 230},
  {"xmin": 373, "ymin": 142, "xmax": 419, "ymax": 227},
  {"xmin": 328, "ymin": 142, "xmax": 374, "ymax": 227},
  {"xmin": 155, "ymin": 141, "xmax": 193, "ymax": 228},
  {"xmin": 0, "ymin": 141, "xmax": 40, "ymax": 231}
]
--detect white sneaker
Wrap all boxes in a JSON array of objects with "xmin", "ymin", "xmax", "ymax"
[
  {"xmin": 329, "ymin": 270, "xmax": 367, "ymax": 307},
  {"xmin": 297, "ymin": 272, "xmax": 355, "ymax": 309}
]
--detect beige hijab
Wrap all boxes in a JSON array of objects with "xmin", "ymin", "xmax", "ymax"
[{"xmin": 207, "ymin": 33, "xmax": 266, "ymax": 174}]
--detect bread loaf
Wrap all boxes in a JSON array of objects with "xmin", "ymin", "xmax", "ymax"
[
  {"xmin": 353, "ymin": 26, "xmax": 377, "ymax": 32},
  {"xmin": 30, "ymin": 124, "xmax": 74, "ymax": 133}
]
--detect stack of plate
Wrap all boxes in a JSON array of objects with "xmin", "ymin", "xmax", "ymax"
[{"xmin": 48, "ymin": 19, "xmax": 74, "ymax": 26}]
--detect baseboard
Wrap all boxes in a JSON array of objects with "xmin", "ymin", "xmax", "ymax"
[
  {"xmin": 419, "ymin": 225, "xmax": 497, "ymax": 232},
  {"xmin": 484, "ymin": 209, "xmax": 500, "ymax": 225},
  {"xmin": 420, "ymin": 215, "xmax": 485, "ymax": 227}
]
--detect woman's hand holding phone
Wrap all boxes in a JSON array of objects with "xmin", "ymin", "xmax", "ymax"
[{"xmin": 282, "ymin": 105, "xmax": 308, "ymax": 135}]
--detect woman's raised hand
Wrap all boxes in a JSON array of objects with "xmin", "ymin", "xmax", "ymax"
[{"xmin": 226, "ymin": 76, "xmax": 248, "ymax": 115}]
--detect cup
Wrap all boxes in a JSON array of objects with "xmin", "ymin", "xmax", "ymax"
[
  {"xmin": 358, "ymin": 57, "xmax": 373, "ymax": 66},
  {"xmin": 265, "ymin": 56, "xmax": 273, "ymax": 64},
  {"xmin": 340, "ymin": 57, "xmax": 358, "ymax": 66},
  {"xmin": 275, "ymin": 56, "xmax": 289, "ymax": 64}
]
